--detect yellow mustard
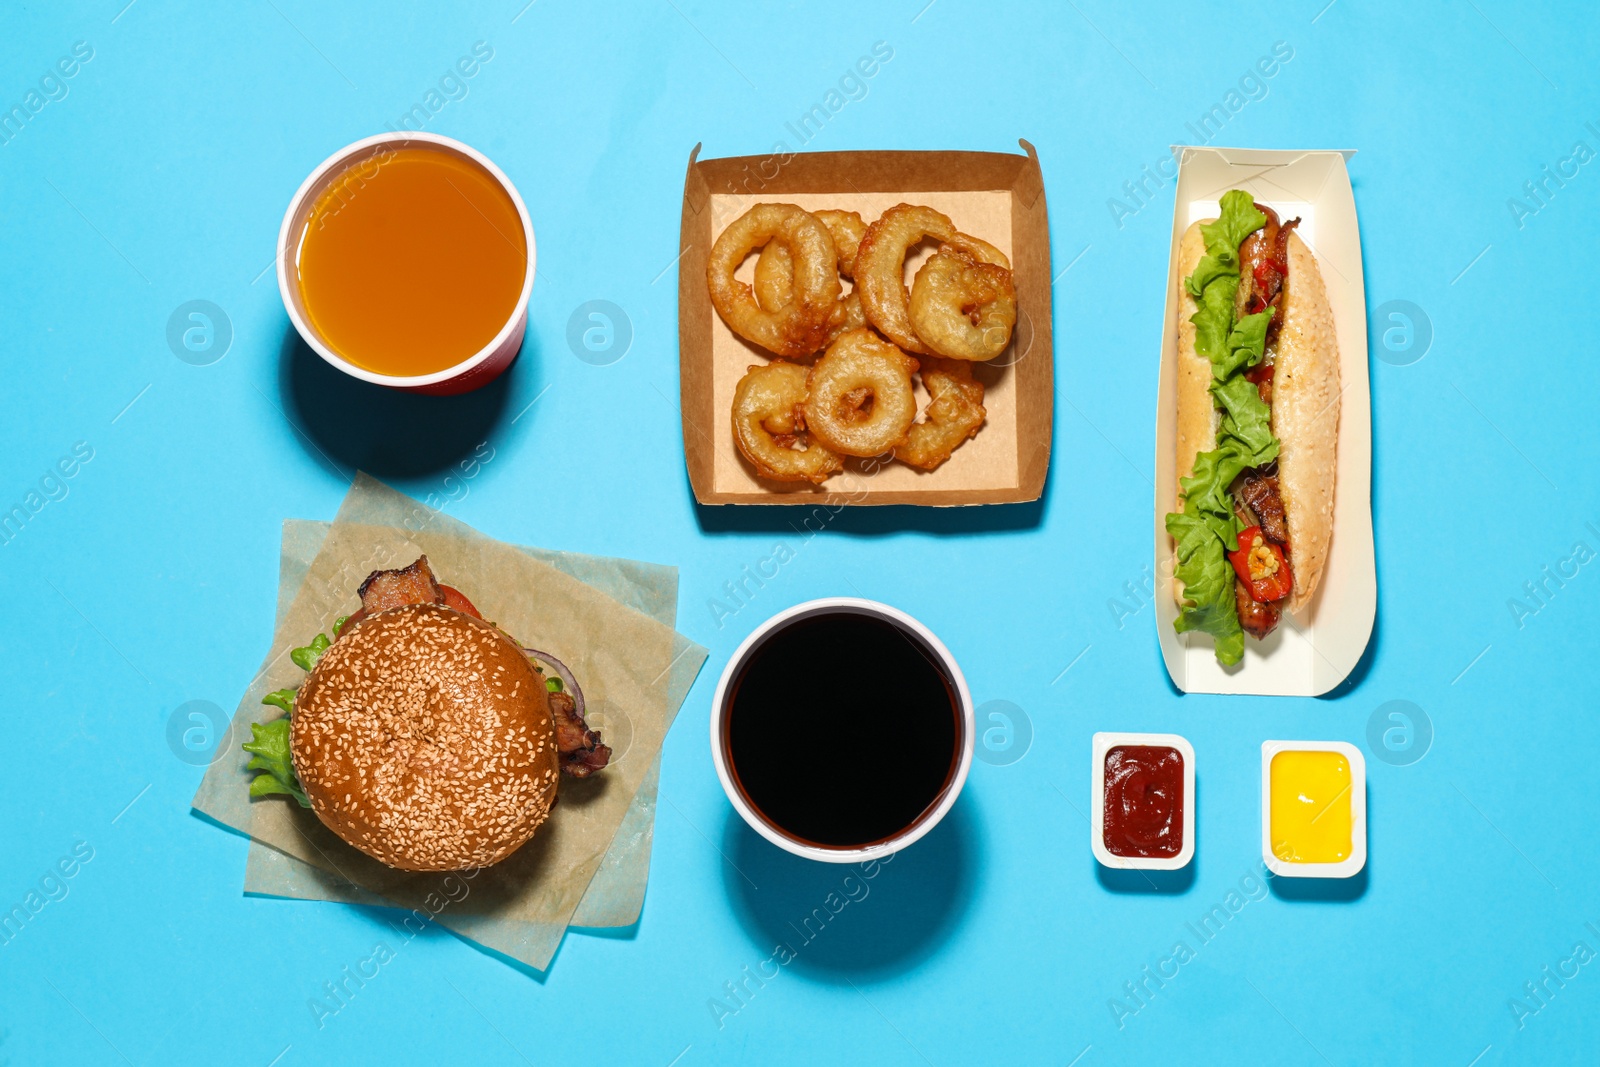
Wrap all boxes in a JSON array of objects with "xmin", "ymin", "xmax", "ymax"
[{"xmin": 1269, "ymin": 750, "xmax": 1353, "ymax": 863}]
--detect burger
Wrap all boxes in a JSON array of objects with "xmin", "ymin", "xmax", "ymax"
[{"xmin": 243, "ymin": 556, "xmax": 610, "ymax": 872}]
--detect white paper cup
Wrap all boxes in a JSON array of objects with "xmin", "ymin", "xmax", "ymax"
[
  {"xmin": 710, "ymin": 598, "xmax": 974, "ymax": 863},
  {"xmin": 276, "ymin": 131, "xmax": 536, "ymax": 396}
]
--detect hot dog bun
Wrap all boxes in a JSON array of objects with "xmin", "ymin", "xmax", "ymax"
[
  {"xmin": 1173, "ymin": 222, "xmax": 1216, "ymax": 510},
  {"xmin": 1171, "ymin": 223, "xmax": 1339, "ymax": 617},
  {"xmin": 1272, "ymin": 231, "xmax": 1339, "ymax": 613}
]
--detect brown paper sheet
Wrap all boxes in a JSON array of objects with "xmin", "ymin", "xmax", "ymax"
[
  {"xmin": 238, "ymin": 518, "xmax": 681, "ymax": 929},
  {"xmin": 192, "ymin": 475, "xmax": 707, "ymax": 969},
  {"xmin": 678, "ymin": 144, "xmax": 1054, "ymax": 505}
]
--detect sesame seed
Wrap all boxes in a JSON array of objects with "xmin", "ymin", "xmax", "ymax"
[{"xmin": 289, "ymin": 603, "xmax": 560, "ymax": 871}]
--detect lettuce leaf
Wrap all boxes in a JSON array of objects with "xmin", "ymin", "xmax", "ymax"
[
  {"xmin": 1201, "ymin": 190, "xmax": 1267, "ymax": 261},
  {"xmin": 1184, "ymin": 251, "xmax": 1237, "ymax": 302},
  {"xmin": 1177, "ymin": 446, "xmax": 1248, "ymax": 538},
  {"xmin": 243, "ymin": 627, "xmax": 331, "ymax": 805},
  {"xmin": 1190, "ymin": 277, "xmax": 1239, "ymax": 363},
  {"xmin": 1211, "ymin": 309, "xmax": 1274, "ymax": 380},
  {"xmin": 290, "ymin": 633, "xmax": 331, "ymax": 671},
  {"xmin": 243, "ymin": 718, "xmax": 310, "ymax": 807},
  {"xmin": 1213, "ymin": 376, "xmax": 1280, "ymax": 468},
  {"xmin": 261, "ymin": 688, "xmax": 297, "ymax": 714},
  {"xmin": 1166, "ymin": 510, "xmax": 1245, "ymax": 666},
  {"xmin": 1165, "ymin": 188, "xmax": 1278, "ymax": 666}
]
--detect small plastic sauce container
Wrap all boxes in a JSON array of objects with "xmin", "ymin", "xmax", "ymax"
[
  {"xmin": 1091, "ymin": 732, "xmax": 1195, "ymax": 871},
  {"xmin": 1260, "ymin": 740, "xmax": 1366, "ymax": 878}
]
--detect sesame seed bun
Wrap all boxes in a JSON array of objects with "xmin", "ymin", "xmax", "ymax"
[
  {"xmin": 290, "ymin": 603, "xmax": 561, "ymax": 872},
  {"xmin": 1172, "ymin": 221, "xmax": 1216, "ymax": 510},
  {"xmin": 1272, "ymin": 231, "xmax": 1340, "ymax": 615}
]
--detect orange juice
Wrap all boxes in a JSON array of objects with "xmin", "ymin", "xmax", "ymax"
[{"xmin": 296, "ymin": 146, "xmax": 526, "ymax": 377}]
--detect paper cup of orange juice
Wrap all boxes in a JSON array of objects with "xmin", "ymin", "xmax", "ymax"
[{"xmin": 277, "ymin": 132, "xmax": 535, "ymax": 395}]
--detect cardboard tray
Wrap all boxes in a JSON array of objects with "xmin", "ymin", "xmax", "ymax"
[
  {"xmin": 1153, "ymin": 147, "xmax": 1375, "ymax": 696},
  {"xmin": 678, "ymin": 143, "xmax": 1053, "ymax": 506}
]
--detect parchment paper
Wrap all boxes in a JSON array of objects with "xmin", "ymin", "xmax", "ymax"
[
  {"xmin": 238, "ymin": 518, "xmax": 679, "ymax": 929},
  {"xmin": 192, "ymin": 475, "xmax": 707, "ymax": 969}
]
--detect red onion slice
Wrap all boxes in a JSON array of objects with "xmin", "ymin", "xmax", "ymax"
[{"xmin": 522, "ymin": 648, "xmax": 585, "ymax": 720}]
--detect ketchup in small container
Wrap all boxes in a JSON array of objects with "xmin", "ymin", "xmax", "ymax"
[
  {"xmin": 1090, "ymin": 733, "xmax": 1196, "ymax": 871},
  {"xmin": 1103, "ymin": 745, "xmax": 1185, "ymax": 858}
]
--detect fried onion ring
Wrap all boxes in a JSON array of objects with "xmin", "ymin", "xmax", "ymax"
[
  {"xmin": 822, "ymin": 290, "xmax": 867, "ymax": 347},
  {"xmin": 753, "ymin": 210, "xmax": 867, "ymax": 354},
  {"xmin": 779, "ymin": 286, "xmax": 868, "ymax": 351},
  {"xmin": 709, "ymin": 204, "xmax": 841, "ymax": 359},
  {"xmin": 909, "ymin": 245, "xmax": 1018, "ymax": 361},
  {"xmin": 732, "ymin": 363, "xmax": 843, "ymax": 483},
  {"xmin": 944, "ymin": 232, "xmax": 1010, "ymax": 270},
  {"xmin": 802, "ymin": 328, "xmax": 919, "ymax": 457},
  {"xmin": 754, "ymin": 209, "xmax": 867, "ymax": 311},
  {"xmin": 854, "ymin": 204, "xmax": 960, "ymax": 354},
  {"xmin": 817, "ymin": 209, "xmax": 867, "ymax": 275},
  {"xmin": 894, "ymin": 357, "xmax": 987, "ymax": 470}
]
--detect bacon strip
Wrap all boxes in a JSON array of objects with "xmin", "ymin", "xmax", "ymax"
[
  {"xmin": 1237, "ymin": 471, "xmax": 1289, "ymax": 545},
  {"xmin": 549, "ymin": 690, "xmax": 612, "ymax": 778},
  {"xmin": 1238, "ymin": 204, "xmax": 1301, "ymax": 322},
  {"xmin": 357, "ymin": 556, "xmax": 444, "ymax": 613}
]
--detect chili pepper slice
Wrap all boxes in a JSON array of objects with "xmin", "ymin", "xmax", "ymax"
[{"xmin": 1229, "ymin": 524, "xmax": 1294, "ymax": 603}]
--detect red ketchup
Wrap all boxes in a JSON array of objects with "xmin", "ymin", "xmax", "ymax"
[{"xmin": 1102, "ymin": 745, "xmax": 1185, "ymax": 858}]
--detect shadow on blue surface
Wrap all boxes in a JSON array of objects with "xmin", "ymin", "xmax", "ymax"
[
  {"xmin": 277, "ymin": 327, "xmax": 519, "ymax": 479},
  {"xmin": 570, "ymin": 916, "xmax": 641, "ymax": 941},
  {"xmin": 696, "ymin": 494, "xmax": 1048, "ymax": 537},
  {"xmin": 1269, "ymin": 864, "xmax": 1369, "ymax": 903},
  {"xmin": 719, "ymin": 794, "xmax": 979, "ymax": 983},
  {"xmin": 1095, "ymin": 858, "xmax": 1198, "ymax": 895},
  {"xmin": 691, "ymin": 438, "xmax": 1053, "ymax": 537}
]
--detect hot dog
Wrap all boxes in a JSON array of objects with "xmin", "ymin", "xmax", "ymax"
[{"xmin": 1166, "ymin": 189, "xmax": 1340, "ymax": 666}]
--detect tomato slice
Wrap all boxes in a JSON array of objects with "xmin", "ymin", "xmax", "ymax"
[
  {"xmin": 1228, "ymin": 525, "xmax": 1294, "ymax": 603},
  {"xmin": 438, "ymin": 584, "xmax": 483, "ymax": 619},
  {"xmin": 1244, "ymin": 359, "xmax": 1275, "ymax": 403},
  {"xmin": 1253, "ymin": 257, "xmax": 1286, "ymax": 294}
]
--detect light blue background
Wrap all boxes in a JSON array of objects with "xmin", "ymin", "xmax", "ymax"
[{"xmin": 2, "ymin": 1, "xmax": 1597, "ymax": 1064}]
